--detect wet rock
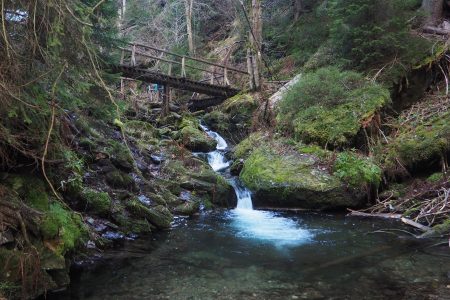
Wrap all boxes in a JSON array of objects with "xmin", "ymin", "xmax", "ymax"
[
  {"xmin": 178, "ymin": 125, "xmax": 217, "ymax": 152},
  {"xmin": 150, "ymin": 154, "xmax": 165, "ymax": 164},
  {"xmin": 80, "ymin": 188, "xmax": 111, "ymax": 215},
  {"xmin": 106, "ymin": 170, "xmax": 135, "ymax": 189},
  {"xmin": 230, "ymin": 159, "xmax": 244, "ymax": 176},
  {"xmin": 125, "ymin": 199, "xmax": 173, "ymax": 229},
  {"xmin": 174, "ymin": 201, "xmax": 200, "ymax": 215}
]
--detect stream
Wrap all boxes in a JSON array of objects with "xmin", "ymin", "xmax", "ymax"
[{"xmin": 49, "ymin": 125, "xmax": 450, "ymax": 300}]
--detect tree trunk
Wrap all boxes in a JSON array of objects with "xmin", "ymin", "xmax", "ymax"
[
  {"xmin": 422, "ymin": 0, "xmax": 444, "ymax": 25},
  {"xmin": 293, "ymin": 0, "xmax": 303, "ymax": 21},
  {"xmin": 249, "ymin": 0, "xmax": 262, "ymax": 90},
  {"xmin": 185, "ymin": 0, "xmax": 195, "ymax": 56}
]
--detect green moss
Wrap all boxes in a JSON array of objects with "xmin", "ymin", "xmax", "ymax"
[
  {"xmin": 333, "ymin": 151, "xmax": 382, "ymax": 188},
  {"xmin": 221, "ymin": 93, "xmax": 256, "ymax": 116},
  {"xmin": 202, "ymin": 110, "xmax": 230, "ymax": 133},
  {"xmin": 241, "ymin": 147, "xmax": 336, "ymax": 192},
  {"xmin": 239, "ymin": 144, "xmax": 364, "ymax": 208},
  {"xmin": 81, "ymin": 188, "xmax": 111, "ymax": 215},
  {"xmin": 379, "ymin": 112, "xmax": 450, "ymax": 171},
  {"xmin": 125, "ymin": 199, "xmax": 173, "ymax": 229},
  {"xmin": 5, "ymin": 175, "xmax": 50, "ymax": 211},
  {"xmin": 40, "ymin": 203, "xmax": 86, "ymax": 254},
  {"xmin": 430, "ymin": 219, "xmax": 450, "ymax": 235},
  {"xmin": 296, "ymin": 143, "xmax": 332, "ymax": 160},
  {"xmin": 105, "ymin": 170, "xmax": 134, "ymax": 189},
  {"xmin": 178, "ymin": 125, "xmax": 217, "ymax": 152},
  {"xmin": 106, "ymin": 141, "xmax": 134, "ymax": 171},
  {"xmin": 124, "ymin": 120, "xmax": 155, "ymax": 140},
  {"xmin": 427, "ymin": 172, "xmax": 444, "ymax": 183},
  {"xmin": 277, "ymin": 67, "xmax": 390, "ymax": 147},
  {"xmin": 234, "ymin": 132, "xmax": 266, "ymax": 160}
]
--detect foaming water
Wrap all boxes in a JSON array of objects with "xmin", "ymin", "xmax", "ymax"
[
  {"xmin": 207, "ymin": 151, "xmax": 230, "ymax": 171},
  {"xmin": 228, "ymin": 209, "xmax": 313, "ymax": 247}
]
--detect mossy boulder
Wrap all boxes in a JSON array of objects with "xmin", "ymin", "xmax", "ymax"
[
  {"xmin": 178, "ymin": 125, "xmax": 217, "ymax": 152},
  {"xmin": 377, "ymin": 110, "xmax": 450, "ymax": 173},
  {"xmin": 125, "ymin": 199, "xmax": 173, "ymax": 229},
  {"xmin": 3, "ymin": 174, "xmax": 50, "ymax": 211},
  {"xmin": 202, "ymin": 93, "xmax": 257, "ymax": 141},
  {"xmin": 174, "ymin": 201, "xmax": 200, "ymax": 215},
  {"xmin": 221, "ymin": 93, "xmax": 257, "ymax": 118},
  {"xmin": 240, "ymin": 145, "xmax": 365, "ymax": 209},
  {"xmin": 80, "ymin": 188, "xmax": 111, "ymax": 215},
  {"xmin": 124, "ymin": 120, "xmax": 156, "ymax": 140},
  {"xmin": 105, "ymin": 170, "xmax": 134, "ymax": 189},
  {"xmin": 277, "ymin": 67, "xmax": 390, "ymax": 147},
  {"xmin": 40, "ymin": 203, "xmax": 87, "ymax": 255},
  {"xmin": 106, "ymin": 141, "xmax": 134, "ymax": 172}
]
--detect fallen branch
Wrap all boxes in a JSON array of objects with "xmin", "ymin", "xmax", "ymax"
[
  {"xmin": 423, "ymin": 26, "xmax": 450, "ymax": 36},
  {"xmin": 347, "ymin": 209, "xmax": 402, "ymax": 219}
]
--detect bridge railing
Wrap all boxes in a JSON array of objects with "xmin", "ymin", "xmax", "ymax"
[{"xmin": 118, "ymin": 42, "xmax": 249, "ymax": 88}]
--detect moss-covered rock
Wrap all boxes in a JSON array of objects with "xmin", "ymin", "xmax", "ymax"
[
  {"xmin": 174, "ymin": 201, "xmax": 200, "ymax": 215},
  {"xmin": 233, "ymin": 132, "xmax": 266, "ymax": 160},
  {"xmin": 277, "ymin": 67, "xmax": 390, "ymax": 147},
  {"xmin": 124, "ymin": 120, "xmax": 155, "ymax": 140},
  {"xmin": 105, "ymin": 170, "xmax": 134, "ymax": 189},
  {"xmin": 106, "ymin": 141, "xmax": 134, "ymax": 171},
  {"xmin": 125, "ymin": 199, "xmax": 173, "ymax": 229},
  {"xmin": 178, "ymin": 125, "xmax": 217, "ymax": 152},
  {"xmin": 221, "ymin": 93, "xmax": 257, "ymax": 117},
  {"xmin": 202, "ymin": 93, "xmax": 257, "ymax": 142},
  {"xmin": 40, "ymin": 203, "xmax": 87, "ymax": 255},
  {"xmin": 80, "ymin": 188, "xmax": 111, "ymax": 215},
  {"xmin": 240, "ymin": 145, "xmax": 365, "ymax": 209},
  {"xmin": 377, "ymin": 110, "xmax": 450, "ymax": 173}
]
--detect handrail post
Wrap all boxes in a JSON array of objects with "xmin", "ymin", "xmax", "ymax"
[
  {"xmin": 131, "ymin": 44, "xmax": 136, "ymax": 67},
  {"xmin": 168, "ymin": 63, "xmax": 172, "ymax": 76},
  {"xmin": 224, "ymin": 67, "xmax": 230, "ymax": 86},
  {"xmin": 181, "ymin": 56, "xmax": 186, "ymax": 77},
  {"xmin": 120, "ymin": 49, "xmax": 125, "ymax": 65}
]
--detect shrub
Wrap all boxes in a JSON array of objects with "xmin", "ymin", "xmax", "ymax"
[
  {"xmin": 277, "ymin": 67, "xmax": 389, "ymax": 147},
  {"xmin": 334, "ymin": 151, "xmax": 382, "ymax": 187}
]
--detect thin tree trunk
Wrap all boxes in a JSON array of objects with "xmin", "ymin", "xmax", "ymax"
[
  {"xmin": 185, "ymin": 0, "xmax": 195, "ymax": 56},
  {"xmin": 293, "ymin": 0, "xmax": 303, "ymax": 21},
  {"xmin": 249, "ymin": 0, "xmax": 262, "ymax": 90},
  {"xmin": 422, "ymin": 0, "xmax": 444, "ymax": 25}
]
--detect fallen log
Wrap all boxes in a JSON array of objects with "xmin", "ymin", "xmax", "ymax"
[
  {"xmin": 347, "ymin": 209, "xmax": 402, "ymax": 219},
  {"xmin": 347, "ymin": 209, "xmax": 433, "ymax": 235},
  {"xmin": 422, "ymin": 26, "xmax": 450, "ymax": 36}
]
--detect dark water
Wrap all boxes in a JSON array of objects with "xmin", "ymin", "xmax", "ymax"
[{"xmin": 51, "ymin": 210, "xmax": 450, "ymax": 300}]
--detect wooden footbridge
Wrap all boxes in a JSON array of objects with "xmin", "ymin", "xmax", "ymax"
[{"xmin": 114, "ymin": 42, "xmax": 252, "ymax": 113}]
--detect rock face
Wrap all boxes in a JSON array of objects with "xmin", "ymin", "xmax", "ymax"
[
  {"xmin": 239, "ymin": 146, "xmax": 365, "ymax": 209},
  {"xmin": 203, "ymin": 93, "xmax": 258, "ymax": 142}
]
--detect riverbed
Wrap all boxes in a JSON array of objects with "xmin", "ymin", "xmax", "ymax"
[{"xmin": 50, "ymin": 210, "xmax": 449, "ymax": 299}]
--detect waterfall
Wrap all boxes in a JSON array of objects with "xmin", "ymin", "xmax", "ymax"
[
  {"xmin": 200, "ymin": 124, "xmax": 253, "ymax": 210},
  {"xmin": 200, "ymin": 123, "xmax": 313, "ymax": 247}
]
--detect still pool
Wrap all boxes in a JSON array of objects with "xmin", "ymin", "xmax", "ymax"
[{"xmin": 50, "ymin": 210, "xmax": 450, "ymax": 299}]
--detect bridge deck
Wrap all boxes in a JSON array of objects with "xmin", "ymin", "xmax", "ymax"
[{"xmin": 114, "ymin": 65, "xmax": 241, "ymax": 98}]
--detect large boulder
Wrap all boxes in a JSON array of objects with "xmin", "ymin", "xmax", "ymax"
[
  {"xmin": 177, "ymin": 117, "xmax": 217, "ymax": 152},
  {"xmin": 239, "ymin": 146, "xmax": 365, "ymax": 209}
]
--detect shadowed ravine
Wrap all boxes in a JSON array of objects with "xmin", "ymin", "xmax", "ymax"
[{"xmin": 47, "ymin": 126, "xmax": 449, "ymax": 300}]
